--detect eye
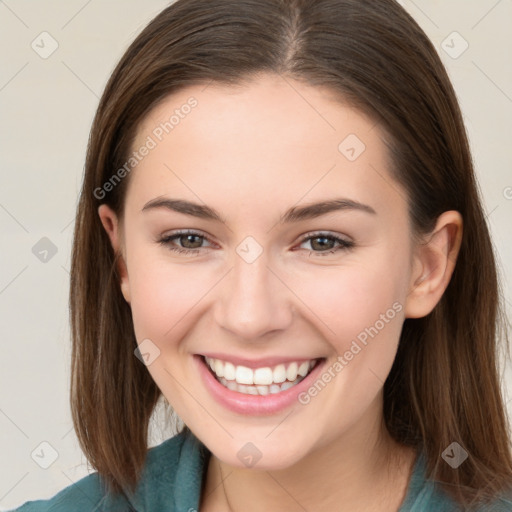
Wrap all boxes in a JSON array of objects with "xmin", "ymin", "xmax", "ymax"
[
  {"xmin": 297, "ymin": 232, "xmax": 354, "ymax": 256},
  {"xmin": 158, "ymin": 230, "xmax": 213, "ymax": 256}
]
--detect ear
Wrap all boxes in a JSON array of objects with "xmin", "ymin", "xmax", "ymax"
[
  {"xmin": 404, "ymin": 210, "xmax": 463, "ymax": 319},
  {"xmin": 98, "ymin": 204, "xmax": 131, "ymax": 303}
]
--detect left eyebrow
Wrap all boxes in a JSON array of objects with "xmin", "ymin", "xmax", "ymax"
[{"xmin": 279, "ymin": 198, "xmax": 377, "ymax": 223}]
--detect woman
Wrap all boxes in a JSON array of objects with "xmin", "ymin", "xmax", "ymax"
[{"xmin": 12, "ymin": 0, "xmax": 512, "ymax": 510}]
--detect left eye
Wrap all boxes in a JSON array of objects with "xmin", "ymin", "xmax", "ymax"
[
  {"xmin": 298, "ymin": 233, "xmax": 354, "ymax": 254},
  {"xmin": 157, "ymin": 230, "xmax": 354, "ymax": 256}
]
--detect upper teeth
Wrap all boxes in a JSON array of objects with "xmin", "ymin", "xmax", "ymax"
[{"xmin": 205, "ymin": 357, "xmax": 316, "ymax": 386}]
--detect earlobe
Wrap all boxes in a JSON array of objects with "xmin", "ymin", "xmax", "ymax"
[
  {"xmin": 404, "ymin": 211, "xmax": 463, "ymax": 319},
  {"xmin": 97, "ymin": 204, "xmax": 131, "ymax": 303}
]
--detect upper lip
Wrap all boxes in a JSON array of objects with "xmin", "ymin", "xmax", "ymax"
[{"xmin": 198, "ymin": 353, "xmax": 324, "ymax": 369}]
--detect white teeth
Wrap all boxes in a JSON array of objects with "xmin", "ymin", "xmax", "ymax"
[
  {"xmin": 214, "ymin": 359, "xmax": 224, "ymax": 378},
  {"xmin": 272, "ymin": 364, "xmax": 287, "ymax": 383},
  {"xmin": 218, "ymin": 376, "xmax": 303, "ymax": 395},
  {"xmin": 256, "ymin": 385, "xmax": 269, "ymax": 396},
  {"xmin": 208, "ymin": 356, "xmax": 321, "ymax": 396},
  {"xmin": 235, "ymin": 365, "xmax": 253, "ymax": 385},
  {"xmin": 224, "ymin": 361, "xmax": 236, "ymax": 381},
  {"xmin": 269, "ymin": 384, "xmax": 281, "ymax": 394},
  {"xmin": 297, "ymin": 361, "xmax": 310, "ymax": 377},
  {"xmin": 254, "ymin": 367, "xmax": 273, "ymax": 386},
  {"xmin": 286, "ymin": 362, "xmax": 298, "ymax": 381},
  {"xmin": 280, "ymin": 381, "xmax": 294, "ymax": 391},
  {"xmin": 204, "ymin": 356, "xmax": 319, "ymax": 388},
  {"xmin": 226, "ymin": 380, "xmax": 237, "ymax": 391}
]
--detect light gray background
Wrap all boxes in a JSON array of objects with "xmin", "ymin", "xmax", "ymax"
[{"xmin": 1, "ymin": 0, "xmax": 511, "ymax": 509}]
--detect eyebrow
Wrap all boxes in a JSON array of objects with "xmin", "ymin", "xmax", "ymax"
[{"xmin": 141, "ymin": 197, "xmax": 377, "ymax": 223}]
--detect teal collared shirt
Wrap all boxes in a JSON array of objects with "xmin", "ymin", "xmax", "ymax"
[{"xmin": 9, "ymin": 429, "xmax": 512, "ymax": 511}]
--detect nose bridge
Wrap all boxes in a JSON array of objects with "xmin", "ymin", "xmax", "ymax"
[{"xmin": 215, "ymin": 241, "xmax": 292, "ymax": 340}]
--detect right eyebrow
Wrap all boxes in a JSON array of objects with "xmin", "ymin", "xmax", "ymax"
[{"xmin": 142, "ymin": 197, "xmax": 226, "ymax": 223}]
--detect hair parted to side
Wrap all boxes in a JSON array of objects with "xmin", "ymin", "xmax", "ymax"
[{"xmin": 69, "ymin": 0, "xmax": 512, "ymax": 506}]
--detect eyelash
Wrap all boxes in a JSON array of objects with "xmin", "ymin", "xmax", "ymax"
[{"xmin": 157, "ymin": 230, "xmax": 355, "ymax": 257}]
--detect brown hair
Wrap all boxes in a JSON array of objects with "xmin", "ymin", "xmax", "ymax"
[{"xmin": 70, "ymin": 0, "xmax": 512, "ymax": 506}]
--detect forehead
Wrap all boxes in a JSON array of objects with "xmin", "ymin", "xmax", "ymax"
[{"xmin": 127, "ymin": 73, "xmax": 403, "ymax": 221}]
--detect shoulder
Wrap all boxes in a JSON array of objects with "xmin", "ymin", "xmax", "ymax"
[
  {"xmin": 482, "ymin": 495, "xmax": 512, "ymax": 511},
  {"xmin": 6, "ymin": 471, "xmax": 116, "ymax": 512},
  {"xmin": 400, "ymin": 449, "xmax": 512, "ymax": 512},
  {"xmin": 8, "ymin": 429, "xmax": 207, "ymax": 512},
  {"xmin": 431, "ymin": 482, "xmax": 512, "ymax": 511}
]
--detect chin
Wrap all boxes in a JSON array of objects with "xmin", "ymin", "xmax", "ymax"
[{"xmin": 199, "ymin": 429, "xmax": 314, "ymax": 471}]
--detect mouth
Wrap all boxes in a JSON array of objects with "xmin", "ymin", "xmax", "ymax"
[
  {"xmin": 201, "ymin": 355, "xmax": 322, "ymax": 396},
  {"xmin": 194, "ymin": 353, "xmax": 328, "ymax": 415}
]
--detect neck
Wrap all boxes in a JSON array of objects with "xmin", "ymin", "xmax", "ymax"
[{"xmin": 200, "ymin": 395, "xmax": 418, "ymax": 512}]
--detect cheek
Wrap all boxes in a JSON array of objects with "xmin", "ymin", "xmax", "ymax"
[
  {"xmin": 126, "ymin": 253, "xmax": 215, "ymax": 405},
  {"xmin": 287, "ymin": 256, "xmax": 407, "ymax": 355},
  {"xmin": 287, "ymin": 261, "xmax": 407, "ymax": 433},
  {"xmin": 127, "ymin": 249, "xmax": 214, "ymax": 343}
]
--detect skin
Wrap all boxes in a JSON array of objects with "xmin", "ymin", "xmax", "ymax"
[{"xmin": 99, "ymin": 73, "xmax": 463, "ymax": 511}]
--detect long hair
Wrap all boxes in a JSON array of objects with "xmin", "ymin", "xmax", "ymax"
[{"xmin": 69, "ymin": 0, "xmax": 512, "ymax": 506}]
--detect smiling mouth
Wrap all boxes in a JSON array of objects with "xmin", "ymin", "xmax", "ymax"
[{"xmin": 201, "ymin": 355, "xmax": 323, "ymax": 396}]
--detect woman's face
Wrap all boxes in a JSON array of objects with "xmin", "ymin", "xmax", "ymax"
[{"xmin": 100, "ymin": 73, "xmax": 425, "ymax": 469}]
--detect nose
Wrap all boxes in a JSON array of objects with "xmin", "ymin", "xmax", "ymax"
[{"xmin": 214, "ymin": 248, "xmax": 293, "ymax": 341}]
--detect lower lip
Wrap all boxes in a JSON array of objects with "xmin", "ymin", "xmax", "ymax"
[{"xmin": 194, "ymin": 354, "xmax": 326, "ymax": 415}]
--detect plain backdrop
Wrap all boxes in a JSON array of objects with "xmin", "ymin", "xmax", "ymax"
[{"xmin": 1, "ymin": 0, "xmax": 511, "ymax": 509}]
